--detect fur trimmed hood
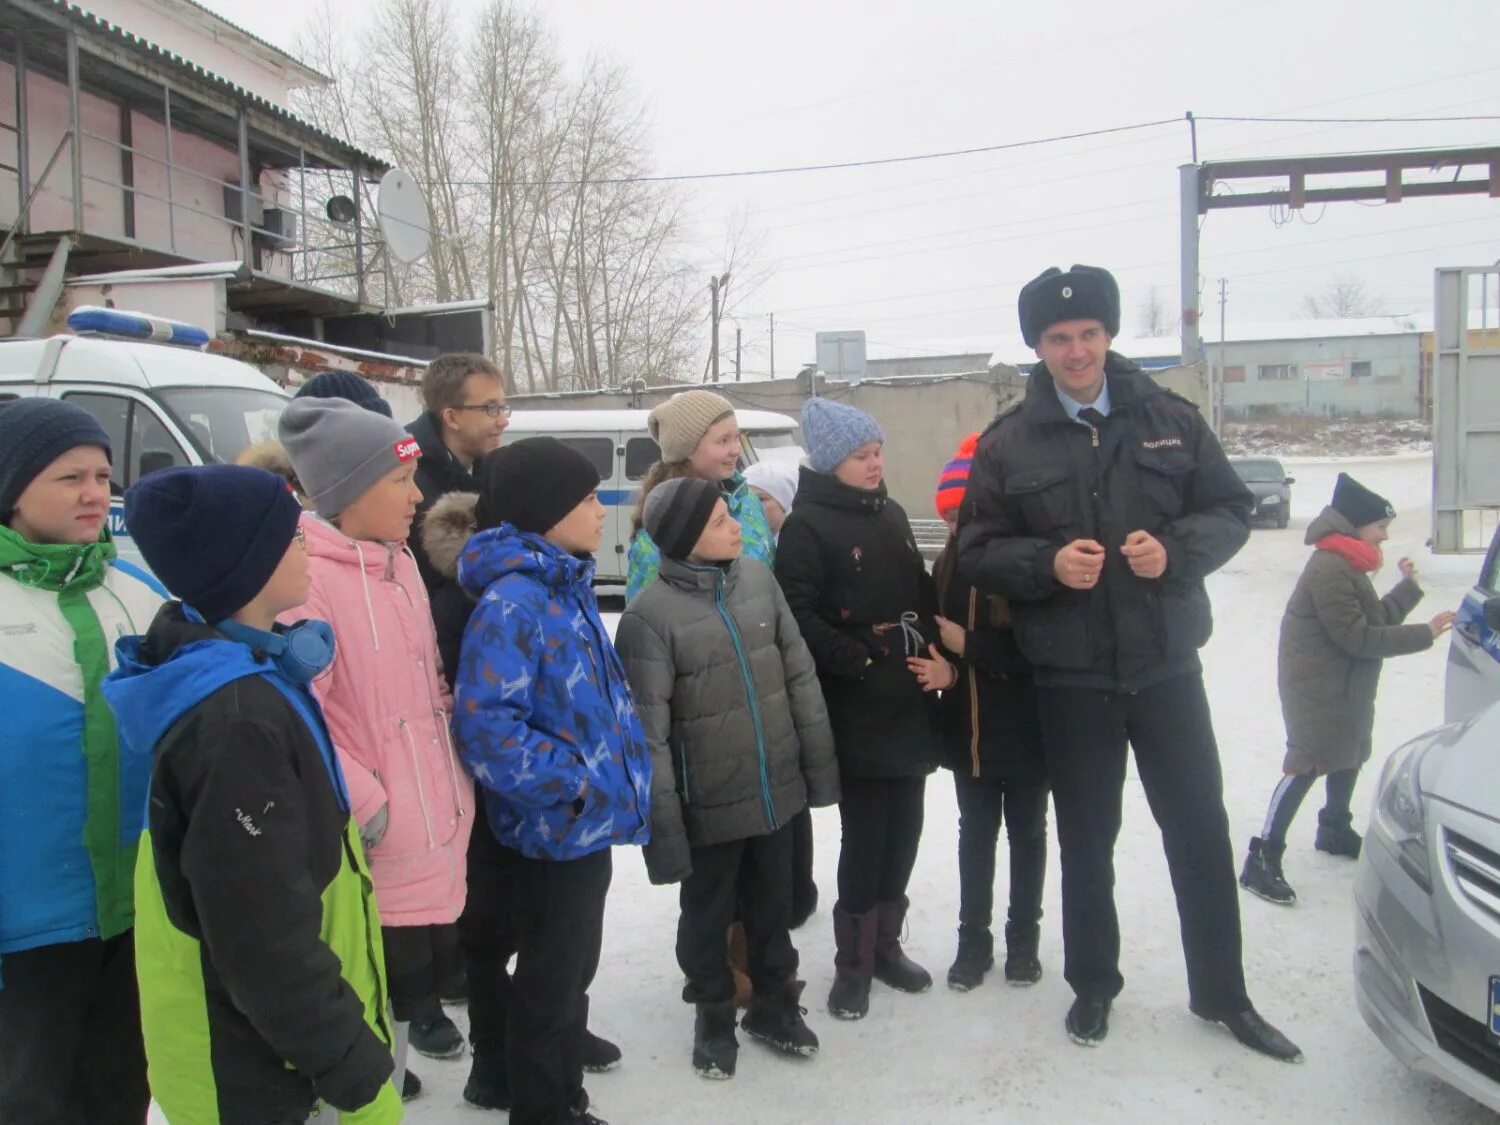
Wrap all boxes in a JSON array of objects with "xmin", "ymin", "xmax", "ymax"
[{"xmin": 420, "ymin": 490, "xmax": 478, "ymax": 582}]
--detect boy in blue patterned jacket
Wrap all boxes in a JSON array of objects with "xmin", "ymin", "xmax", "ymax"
[{"xmin": 454, "ymin": 437, "xmax": 650, "ymax": 1125}]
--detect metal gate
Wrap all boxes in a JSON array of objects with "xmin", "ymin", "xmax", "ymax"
[{"xmin": 1433, "ymin": 266, "xmax": 1500, "ymax": 553}]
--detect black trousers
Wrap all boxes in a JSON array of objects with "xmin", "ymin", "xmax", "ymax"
[
  {"xmin": 508, "ymin": 846, "xmax": 612, "ymax": 1125},
  {"xmin": 836, "ymin": 775, "xmax": 927, "ymax": 914},
  {"xmin": 1262, "ymin": 766, "xmax": 1360, "ymax": 844},
  {"xmin": 0, "ymin": 932, "xmax": 149, "ymax": 1125},
  {"xmin": 953, "ymin": 772, "xmax": 1049, "ymax": 934},
  {"xmin": 381, "ymin": 922, "xmax": 463, "ymax": 1023},
  {"xmin": 678, "ymin": 822, "xmax": 799, "ymax": 1004},
  {"xmin": 458, "ymin": 800, "xmax": 519, "ymax": 1061},
  {"xmin": 1038, "ymin": 674, "xmax": 1250, "ymax": 1017}
]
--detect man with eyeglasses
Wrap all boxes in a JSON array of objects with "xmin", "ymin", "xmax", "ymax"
[{"xmin": 407, "ymin": 353, "xmax": 511, "ymax": 595}]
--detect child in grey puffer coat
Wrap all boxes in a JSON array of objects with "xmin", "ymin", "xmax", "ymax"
[{"xmin": 616, "ymin": 476, "xmax": 838, "ymax": 1082}]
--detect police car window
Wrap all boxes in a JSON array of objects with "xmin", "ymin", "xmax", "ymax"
[
  {"xmin": 132, "ymin": 405, "xmax": 187, "ymax": 482},
  {"xmin": 559, "ymin": 438, "xmax": 614, "ymax": 482},
  {"xmin": 625, "ymin": 437, "xmax": 660, "ymax": 481},
  {"xmin": 1481, "ymin": 528, "xmax": 1500, "ymax": 593},
  {"xmin": 63, "ymin": 393, "xmax": 130, "ymax": 493}
]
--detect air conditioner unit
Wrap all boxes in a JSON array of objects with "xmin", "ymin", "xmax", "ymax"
[
  {"xmin": 259, "ymin": 208, "xmax": 298, "ymax": 249},
  {"xmin": 222, "ymin": 184, "xmax": 264, "ymax": 226}
]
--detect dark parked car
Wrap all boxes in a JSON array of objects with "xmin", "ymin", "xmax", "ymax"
[{"xmin": 1230, "ymin": 457, "xmax": 1294, "ymax": 528}]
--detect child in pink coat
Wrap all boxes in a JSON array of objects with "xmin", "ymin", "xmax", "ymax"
[{"xmin": 280, "ymin": 396, "xmax": 474, "ymax": 1100}]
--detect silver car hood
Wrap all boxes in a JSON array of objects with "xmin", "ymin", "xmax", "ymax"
[{"xmin": 1421, "ymin": 701, "xmax": 1500, "ymax": 821}]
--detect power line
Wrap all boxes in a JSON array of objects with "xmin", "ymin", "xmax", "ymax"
[
  {"xmin": 433, "ymin": 118, "xmax": 1183, "ymax": 187},
  {"xmin": 1199, "ymin": 113, "xmax": 1500, "ymax": 125}
]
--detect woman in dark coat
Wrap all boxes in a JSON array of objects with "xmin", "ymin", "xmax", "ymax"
[
  {"xmin": 929, "ymin": 434, "xmax": 1049, "ymax": 992},
  {"xmin": 1240, "ymin": 473, "xmax": 1456, "ymax": 906},
  {"xmin": 774, "ymin": 398, "xmax": 949, "ymax": 1021}
]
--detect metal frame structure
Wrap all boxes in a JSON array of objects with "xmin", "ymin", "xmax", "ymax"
[
  {"xmin": 1178, "ymin": 146, "xmax": 1500, "ymax": 366},
  {"xmin": 0, "ymin": 0, "xmax": 394, "ymax": 323},
  {"xmin": 1432, "ymin": 265, "xmax": 1500, "ymax": 554}
]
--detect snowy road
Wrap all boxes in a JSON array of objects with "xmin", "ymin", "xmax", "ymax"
[{"xmin": 160, "ymin": 454, "xmax": 1499, "ymax": 1124}]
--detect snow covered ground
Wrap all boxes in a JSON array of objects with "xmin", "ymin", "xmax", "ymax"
[{"xmin": 155, "ymin": 454, "xmax": 1497, "ymax": 1124}]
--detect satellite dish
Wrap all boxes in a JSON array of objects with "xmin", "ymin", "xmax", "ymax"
[{"xmin": 377, "ymin": 169, "xmax": 431, "ymax": 264}]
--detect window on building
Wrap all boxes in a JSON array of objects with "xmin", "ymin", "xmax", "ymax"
[
  {"xmin": 1223, "ymin": 366, "xmax": 1246, "ymax": 384},
  {"xmin": 1257, "ymin": 364, "xmax": 1298, "ymax": 381},
  {"xmin": 1351, "ymin": 361, "xmax": 1373, "ymax": 378}
]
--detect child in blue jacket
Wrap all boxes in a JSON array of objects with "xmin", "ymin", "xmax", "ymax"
[{"xmin": 454, "ymin": 437, "xmax": 651, "ymax": 1125}]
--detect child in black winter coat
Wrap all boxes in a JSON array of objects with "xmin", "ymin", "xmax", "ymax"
[
  {"xmin": 929, "ymin": 434, "xmax": 1049, "ymax": 992},
  {"xmin": 774, "ymin": 399, "xmax": 950, "ymax": 1021}
]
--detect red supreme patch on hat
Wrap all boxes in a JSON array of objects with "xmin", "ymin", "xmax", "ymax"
[{"xmin": 394, "ymin": 437, "xmax": 420, "ymax": 462}]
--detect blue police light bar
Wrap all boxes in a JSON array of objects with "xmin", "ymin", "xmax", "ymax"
[{"xmin": 67, "ymin": 306, "xmax": 212, "ymax": 349}]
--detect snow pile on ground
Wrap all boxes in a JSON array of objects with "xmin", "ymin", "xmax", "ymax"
[
  {"xmin": 151, "ymin": 455, "xmax": 1494, "ymax": 1124},
  {"xmin": 1222, "ymin": 418, "xmax": 1431, "ymax": 459}
]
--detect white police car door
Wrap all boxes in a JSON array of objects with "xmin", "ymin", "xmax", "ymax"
[{"xmin": 1445, "ymin": 526, "xmax": 1500, "ymax": 723}]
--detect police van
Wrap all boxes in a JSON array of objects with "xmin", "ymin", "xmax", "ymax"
[
  {"xmin": 0, "ymin": 307, "xmax": 289, "ymax": 567},
  {"xmin": 504, "ymin": 408, "xmax": 801, "ymax": 585}
]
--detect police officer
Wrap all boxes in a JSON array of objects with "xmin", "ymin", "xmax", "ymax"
[{"xmin": 957, "ymin": 265, "xmax": 1301, "ymax": 1062}]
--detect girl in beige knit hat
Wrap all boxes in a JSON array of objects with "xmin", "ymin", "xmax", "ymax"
[{"xmin": 626, "ymin": 390, "xmax": 776, "ymax": 601}]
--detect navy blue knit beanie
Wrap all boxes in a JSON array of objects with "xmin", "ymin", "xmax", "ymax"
[
  {"xmin": 0, "ymin": 398, "xmax": 114, "ymax": 522},
  {"xmin": 294, "ymin": 371, "xmax": 393, "ymax": 418},
  {"xmin": 124, "ymin": 465, "xmax": 303, "ymax": 621}
]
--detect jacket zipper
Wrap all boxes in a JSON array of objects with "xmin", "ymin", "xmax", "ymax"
[
  {"xmin": 714, "ymin": 571, "xmax": 778, "ymax": 832},
  {"xmin": 679, "ymin": 742, "xmax": 691, "ymax": 804}
]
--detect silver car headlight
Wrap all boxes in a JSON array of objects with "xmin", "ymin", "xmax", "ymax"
[
  {"xmin": 1372, "ymin": 735, "xmax": 1435, "ymax": 891},
  {"xmin": 1261, "ymin": 494, "xmax": 1281, "ymax": 505}
]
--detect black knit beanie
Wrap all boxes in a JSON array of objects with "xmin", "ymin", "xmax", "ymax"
[
  {"xmin": 1331, "ymin": 472, "xmax": 1396, "ymax": 529},
  {"xmin": 294, "ymin": 371, "xmax": 393, "ymax": 418},
  {"xmin": 643, "ymin": 477, "xmax": 721, "ymax": 560},
  {"xmin": 475, "ymin": 437, "xmax": 600, "ymax": 535}
]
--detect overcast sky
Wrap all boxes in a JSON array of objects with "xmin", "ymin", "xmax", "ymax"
[{"xmin": 203, "ymin": 0, "xmax": 1500, "ymax": 373}]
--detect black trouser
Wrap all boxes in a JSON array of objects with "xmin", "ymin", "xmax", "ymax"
[
  {"xmin": 508, "ymin": 846, "xmax": 612, "ymax": 1125},
  {"xmin": 791, "ymin": 806, "xmax": 816, "ymax": 908},
  {"xmin": 836, "ymin": 775, "xmax": 927, "ymax": 914},
  {"xmin": 1038, "ymin": 674, "xmax": 1250, "ymax": 1017},
  {"xmin": 1261, "ymin": 766, "xmax": 1360, "ymax": 844},
  {"xmin": 0, "ymin": 932, "xmax": 149, "ymax": 1125},
  {"xmin": 459, "ymin": 800, "xmax": 519, "ymax": 1062},
  {"xmin": 382, "ymin": 922, "xmax": 463, "ymax": 1023},
  {"xmin": 953, "ymin": 772, "xmax": 1049, "ymax": 934},
  {"xmin": 678, "ymin": 822, "xmax": 799, "ymax": 1003}
]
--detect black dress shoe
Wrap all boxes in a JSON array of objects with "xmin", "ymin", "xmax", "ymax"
[
  {"xmin": 1065, "ymin": 996, "xmax": 1111, "ymax": 1046},
  {"xmin": 1193, "ymin": 1005, "xmax": 1304, "ymax": 1063}
]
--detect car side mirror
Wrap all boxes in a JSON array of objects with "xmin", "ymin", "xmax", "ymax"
[
  {"xmin": 1484, "ymin": 596, "xmax": 1500, "ymax": 632},
  {"xmin": 1284, "ymin": 477, "xmax": 1296, "ymax": 485},
  {"xmin": 138, "ymin": 450, "xmax": 178, "ymax": 478}
]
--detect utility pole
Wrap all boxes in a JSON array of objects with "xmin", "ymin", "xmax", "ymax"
[
  {"xmin": 735, "ymin": 325, "xmax": 742, "ymax": 383},
  {"xmin": 1216, "ymin": 277, "xmax": 1228, "ymax": 434},
  {"xmin": 708, "ymin": 273, "xmax": 730, "ymax": 383},
  {"xmin": 769, "ymin": 312, "xmax": 775, "ymax": 379}
]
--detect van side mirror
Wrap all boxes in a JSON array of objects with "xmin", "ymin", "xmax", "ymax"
[
  {"xmin": 1484, "ymin": 596, "xmax": 1500, "ymax": 633},
  {"xmin": 1284, "ymin": 477, "xmax": 1296, "ymax": 485}
]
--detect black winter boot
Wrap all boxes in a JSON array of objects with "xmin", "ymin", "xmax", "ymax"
[
  {"xmin": 692, "ymin": 1000, "xmax": 739, "ymax": 1079},
  {"xmin": 946, "ymin": 925, "xmax": 994, "ymax": 992},
  {"xmin": 828, "ymin": 906, "xmax": 877, "ymax": 1020},
  {"xmin": 581, "ymin": 1029, "xmax": 622, "ymax": 1073},
  {"xmin": 741, "ymin": 980, "xmax": 819, "ymax": 1058},
  {"xmin": 1003, "ymin": 921, "xmax": 1043, "ymax": 986},
  {"xmin": 873, "ymin": 897, "xmax": 932, "ymax": 993},
  {"xmin": 409, "ymin": 1011, "xmax": 466, "ymax": 1059},
  {"xmin": 462, "ymin": 1052, "xmax": 511, "ymax": 1110},
  {"xmin": 401, "ymin": 1069, "xmax": 423, "ymax": 1101},
  {"xmin": 1240, "ymin": 837, "xmax": 1297, "ymax": 906},
  {"xmin": 1315, "ymin": 810, "xmax": 1362, "ymax": 859}
]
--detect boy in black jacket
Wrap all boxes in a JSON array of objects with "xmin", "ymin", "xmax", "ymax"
[{"xmin": 102, "ymin": 465, "xmax": 400, "ymax": 1125}]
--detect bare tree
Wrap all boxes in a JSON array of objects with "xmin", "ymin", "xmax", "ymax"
[
  {"xmin": 1136, "ymin": 284, "xmax": 1172, "ymax": 337},
  {"xmin": 1298, "ymin": 274, "xmax": 1388, "ymax": 319},
  {"xmin": 291, "ymin": 0, "xmax": 752, "ymax": 393}
]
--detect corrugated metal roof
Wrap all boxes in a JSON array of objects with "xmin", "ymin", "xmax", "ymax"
[
  {"xmin": 167, "ymin": 0, "xmax": 331, "ymax": 85},
  {"xmin": 34, "ymin": 0, "xmax": 389, "ymax": 171}
]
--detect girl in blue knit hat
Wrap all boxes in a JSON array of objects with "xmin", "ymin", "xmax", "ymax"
[
  {"xmin": 0, "ymin": 398, "xmax": 164, "ymax": 1125},
  {"xmin": 774, "ymin": 398, "xmax": 953, "ymax": 1020}
]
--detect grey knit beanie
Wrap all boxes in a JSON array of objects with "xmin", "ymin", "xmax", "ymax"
[
  {"xmin": 278, "ymin": 397, "xmax": 420, "ymax": 518},
  {"xmin": 648, "ymin": 390, "xmax": 735, "ymax": 463},
  {"xmin": 643, "ymin": 477, "xmax": 721, "ymax": 560}
]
